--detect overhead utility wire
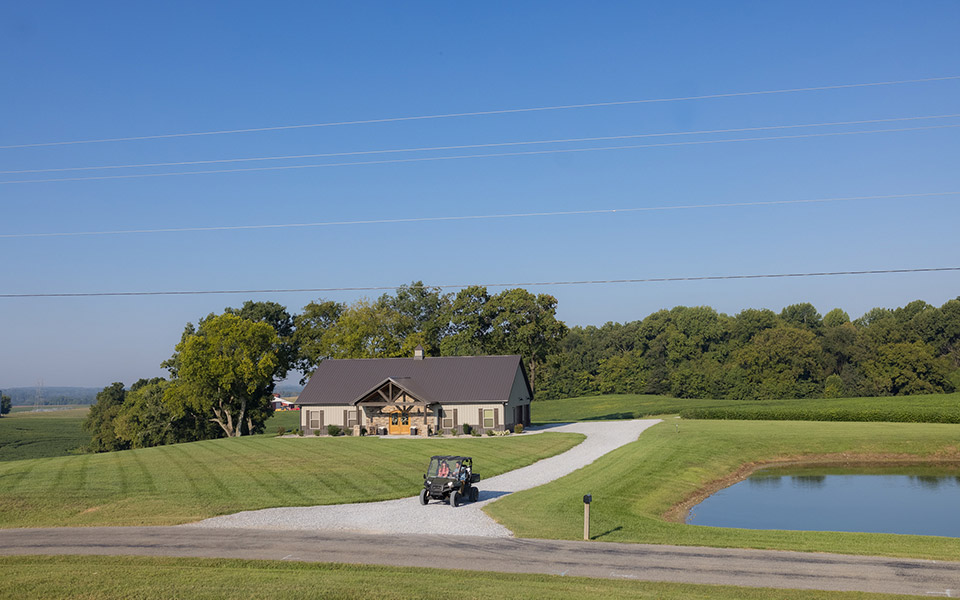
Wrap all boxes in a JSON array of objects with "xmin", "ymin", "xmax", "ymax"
[
  {"xmin": 4, "ymin": 113, "xmax": 957, "ymax": 175},
  {"xmin": 3, "ymin": 123, "xmax": 959, "ymax": 185},
  {"xmin": 2, "ymin": 191, "xmax": 955, "ymax": 239},
  {"xmin": 2, "ymin": 75, "xmax": 958, "ymax": 150},
  {"xmin": 3, "ymin": 268, "xmax": 958, "ymax": 298}
]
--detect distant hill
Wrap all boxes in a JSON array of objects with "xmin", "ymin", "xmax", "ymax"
[
  {"xmin": 275, "ymin": 384, "xmax": 304, "ymax": 397},
  {"xmin": 2, "ymin": 384, "xmax": 302, "ymax": 406},
  {"xmin": 2, "ymin": 387, "xmax": 100, "ymax": 406}
]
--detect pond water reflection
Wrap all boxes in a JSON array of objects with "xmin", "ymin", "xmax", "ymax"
[{"xmin": 686, "ymin": 466, "xmax": 960, "ymax": 537}]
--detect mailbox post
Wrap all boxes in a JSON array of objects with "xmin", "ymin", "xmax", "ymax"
[{"xmin": 583, "ymin": 494, "xmax": 592, "ymax": 540}]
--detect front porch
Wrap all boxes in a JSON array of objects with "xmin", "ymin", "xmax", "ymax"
[{"xmin": 356, "ymin": 378, "xmax": 439, "ymax": 437}]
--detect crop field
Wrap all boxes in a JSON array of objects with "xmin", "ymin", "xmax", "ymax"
[
  {"xmin": 485, "ymin": 419, "xmax": 960, "ymax": 561},
  {"xmin": 0, "ymin": 408, "xmax": 90, "ymax": 462},
  {"xmin": 532, "ymin": 394, "xmax": 727, "ymax": 422},
  {"xmin": 0, "ymin": 555, "xmax": 915, "ymax": 600},
  {"xmin": 0, "ymin": 431, "xmax": 582, "ymax": 528},
  {"xmin": 532, "ymin": 392, "xmax": 960, "ymax": 424}
]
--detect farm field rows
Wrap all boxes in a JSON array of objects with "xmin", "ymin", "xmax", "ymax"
[
  {"xmin": 0, "ymin": 407, "xmax": 91, "ymax": 462},
  {"xmin": 532, "ymin": 392, "xmax": 960, "ymax": 423},
  {"xmin": 0, "ymin": 555, "xmax": 915, "ymax": 600},
  {"xmin": 485, "ymin": 419, "xmax": 960, "ymax": 561},
  {"xmin": 0, "ymin": 432, "xmax": 582, "ymax": 528}
]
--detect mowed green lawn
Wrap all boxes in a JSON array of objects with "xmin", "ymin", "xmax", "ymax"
[
  {"xmin": 0, "ymin": 407, "xmax": 301, "ymax": 463},
  {"xmin": 0, "ymin": 555, "xmax": 916, "ymax": 600},
  {"xmin": 0, "ymin": 431, "xmax": 582, "ymax": 528},
  {"xmin": 485, "ymin": 419, "xmax": 960, "ymax": 561},
  {"xmin": 532, "ymin": 392, "xmax": 960, "ymax": 423},
  {"xmin": 0, "ymin": 408, "xmax": 91, "ymax": 462}
]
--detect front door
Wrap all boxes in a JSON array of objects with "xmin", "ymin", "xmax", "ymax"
[{"xmin": 389, "ymin": 410, "xmax": 411, "ymax": 435}]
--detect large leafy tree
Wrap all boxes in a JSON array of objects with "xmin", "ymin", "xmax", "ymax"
[
  {"xmin": 225, "ymin": 301, "xmax": 298, "ymax": 381},
  {"xmin": 82, "ymin": 382, "xmax": 130, "ymax": 452},
  {"xmin": 318, "ymin": 299, "xmax": 413, "ymax": 359},
  {"xmin": 733, "ymin": 327, "xmax": 823, "ymax": 400},
  {"xmin": 164, "ymin": 313, "xmax": 280, "ymax": 437},
  {"xmin": 294, "ymin": 298, "xmax": 345, "ymax": 379},
  {"xmin": 378, "ymin": 281, "xmax": 451, "ymax": 354},
  {"xmin": 440, "ymin": 285, "xmax": 494, "ymax": 356},
  {"xmin": 486, "ymin": 288, "xmax": 567, "ymax": 391},
  {"xmin": 860, "ymin": 341, "xmax": 953, "ymax": 396},
  {"xmin": 0, "ymin": 393, "xmax": 11, "ymax": 417}
]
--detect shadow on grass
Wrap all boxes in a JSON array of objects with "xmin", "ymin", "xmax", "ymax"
[
  {"xmin": 527, "ymin": 422, "xmax": 575, "ymax": 430},
  {"xmin": 591, "ymin": 526, "xmax": 623, "ymax": 540},
  {"xmin": 581, "ymin": 413, "xmax": 639, "ymax": 421}
]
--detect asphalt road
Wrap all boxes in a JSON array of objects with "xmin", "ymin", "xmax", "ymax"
[{"xmin": 1, "ymin": 527, "xmax": 958, "ymax": 597}]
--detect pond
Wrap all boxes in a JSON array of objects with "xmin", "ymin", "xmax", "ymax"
[{"xmin": 686, "ymin": 465, "xmax": 960, "ymax": 537}]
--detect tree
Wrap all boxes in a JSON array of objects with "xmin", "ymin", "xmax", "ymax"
[
  {"xmin": 318, "ymin": 299, "xmax": 417, "ymax": 359},
  {"xmin": 486, "ymin": 288, "xmax": 567, "ymax": 391},
  {"xmin": 440, "ymin": 285, "xmax": 494, "ymax": 356},
  {"xmin": 733, "ymin": 327, "xmax": 823, "ymax": 399},
  {"xmin": 82, "ymin": 382, "xmax": 130, "ymax": 452},
  {"xmin": 860, "ymin": 341, "xmax": 953, "ymax": 396},
  {"xmin": 114, "ymin": 378, "xmax": 174, "ymax": 448},
  {"xmin": 225, "ymin": 301, "xmax": 299, "ymax": 381},
  {"xmin": 731, "ymin": 308, "xmax": 779, "ymax": 345},
  {"xmin": 779, "ymin": 303, "xmax": 823, "ymax": 331},
  {"xmin": 0, "ymin": 393, "xmax": 10, "ymax": 417},
  {"xmin": 164, "ymin": 313, "xmax": 280, "ymax": 437},
  {"xmin": 377, "ymin": 281, "xmax": 451, "ymax": 354},
  {"xmin": 822, "ymin": 308, "xmax": 851, "ymax": 328},
  {"xmin": 293, "ymin": 298, "xmax": 345, "ymax": 380}
]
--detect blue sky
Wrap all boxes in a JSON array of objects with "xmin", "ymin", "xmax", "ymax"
[{"xmin": 2, "ymin": 2, "xmax": 959, "ymax": 387}]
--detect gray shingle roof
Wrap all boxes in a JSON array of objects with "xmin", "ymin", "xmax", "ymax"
[{"xmin": 297, "ymin": 355, "xmax": 529, "ymax": 406}]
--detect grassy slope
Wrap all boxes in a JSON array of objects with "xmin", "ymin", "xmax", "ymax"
[
  {"xmin": 533, "ymin": 392, "xmax": 960, "ymax": 423},
  {"xmin": 0, "ymin": 408, "xmax": 90, "ymax": 462},
  {"xmin": 0, "ymin": 408, "xmax": 302, "ymax": 463},
  {"xmin": 0, "ymin": 431, "xmax": 581, "ymax": 528},
  {"xmin": 0, "ymin": 556, "xmax": 915, "ymax": 600},
  {"xmin": 485, "ymin": 419, "xmax": 960, "ymax": 561}
]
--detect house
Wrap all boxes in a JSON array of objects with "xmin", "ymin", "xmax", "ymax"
[
  {"xmin": 271, "ymin": 395, "xmax": 299, "ymax": 411},
  {"xmin": 296, "ymin": 346, "xmax": 532, "ymax": 436}
]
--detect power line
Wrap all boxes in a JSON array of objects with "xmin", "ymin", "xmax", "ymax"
[
  {"xmin": 2, "ymin": 191, "xmax": 955, "ymax": 239},
  {"xmin": 3, "ymin": 268, "xmax": 958, "ymax": 298},
  {"xmin": 4, "ymin": 113, "xmax": 957, "ymax": 176},
  {"xmin": 2, "ymin": 75, "xmax": 958, "ymax": 150},
  {"xmin": 4, "ymin": 123, "xmax": 959, "ymax": 185}
]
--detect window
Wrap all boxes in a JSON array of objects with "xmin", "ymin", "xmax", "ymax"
[
  {"xmin": 347, "ymin": 410, "xmax": 358, "ymax": 427},
  {"xmin": 483, "ymin": 409, "xmax": 495, "ymax": 429},
  {"xmin": 309, "ymin": 410, "xmax": 322, "ymax": 430},
  {"xmin": 441, "ymin": 408, "xmax": 453, "ymax": 429}
]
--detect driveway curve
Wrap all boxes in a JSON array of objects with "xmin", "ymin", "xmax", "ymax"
[{"xmin": 187, "ymin": 419, "xmax": 661, "ymax": 537}]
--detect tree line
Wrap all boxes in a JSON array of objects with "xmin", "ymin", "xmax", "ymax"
[
  {"xmin": 82, "ymin": 283, "xmax": 565, "ymax": 451},
  {"xmin": 536, "ymin": 299, "xmax": 960, "ymax": 401},
  {"xmin": 82, "ymin": 285, "xmax": 959, "ymax": 452}
]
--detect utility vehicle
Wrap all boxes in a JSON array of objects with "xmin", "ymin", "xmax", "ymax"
[{"xmin": 420, "ymin": 455, "xmax": 480, "ymax": 507}]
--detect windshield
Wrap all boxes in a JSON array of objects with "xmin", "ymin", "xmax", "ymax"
[{"xmin": 426, "ymin": 458, "xmax": 462, "ymax": 478}]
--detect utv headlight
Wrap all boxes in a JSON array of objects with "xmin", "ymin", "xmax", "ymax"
[{"xmin": 426, "ymin": 480, "xmax": 432, "ymax": 486}]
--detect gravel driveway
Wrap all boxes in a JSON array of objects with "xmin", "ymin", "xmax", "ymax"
[{"xmin": 187, "ymin": 419, "xmax": 661, "ymax": 537}]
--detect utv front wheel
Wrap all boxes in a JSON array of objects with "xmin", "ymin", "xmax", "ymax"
[
  {"xmin": 449, "ymin": 490, "xmax": 460, "ymax": 508},
  {"xmin": 419, "ymin": 489, "xmax": 429, "ymax": 505},
  {"xmin": 469, "ymin": 486, "xmax": 479, "ymax": 503}
]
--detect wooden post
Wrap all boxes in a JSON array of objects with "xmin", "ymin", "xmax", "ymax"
[
  {"xmin": 584, "ymin": 503, "xmax": 590, "ymax": 540},
  {"xmin": 583, "ymin": 494, "xmax": 592, "ymax": 541}
]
